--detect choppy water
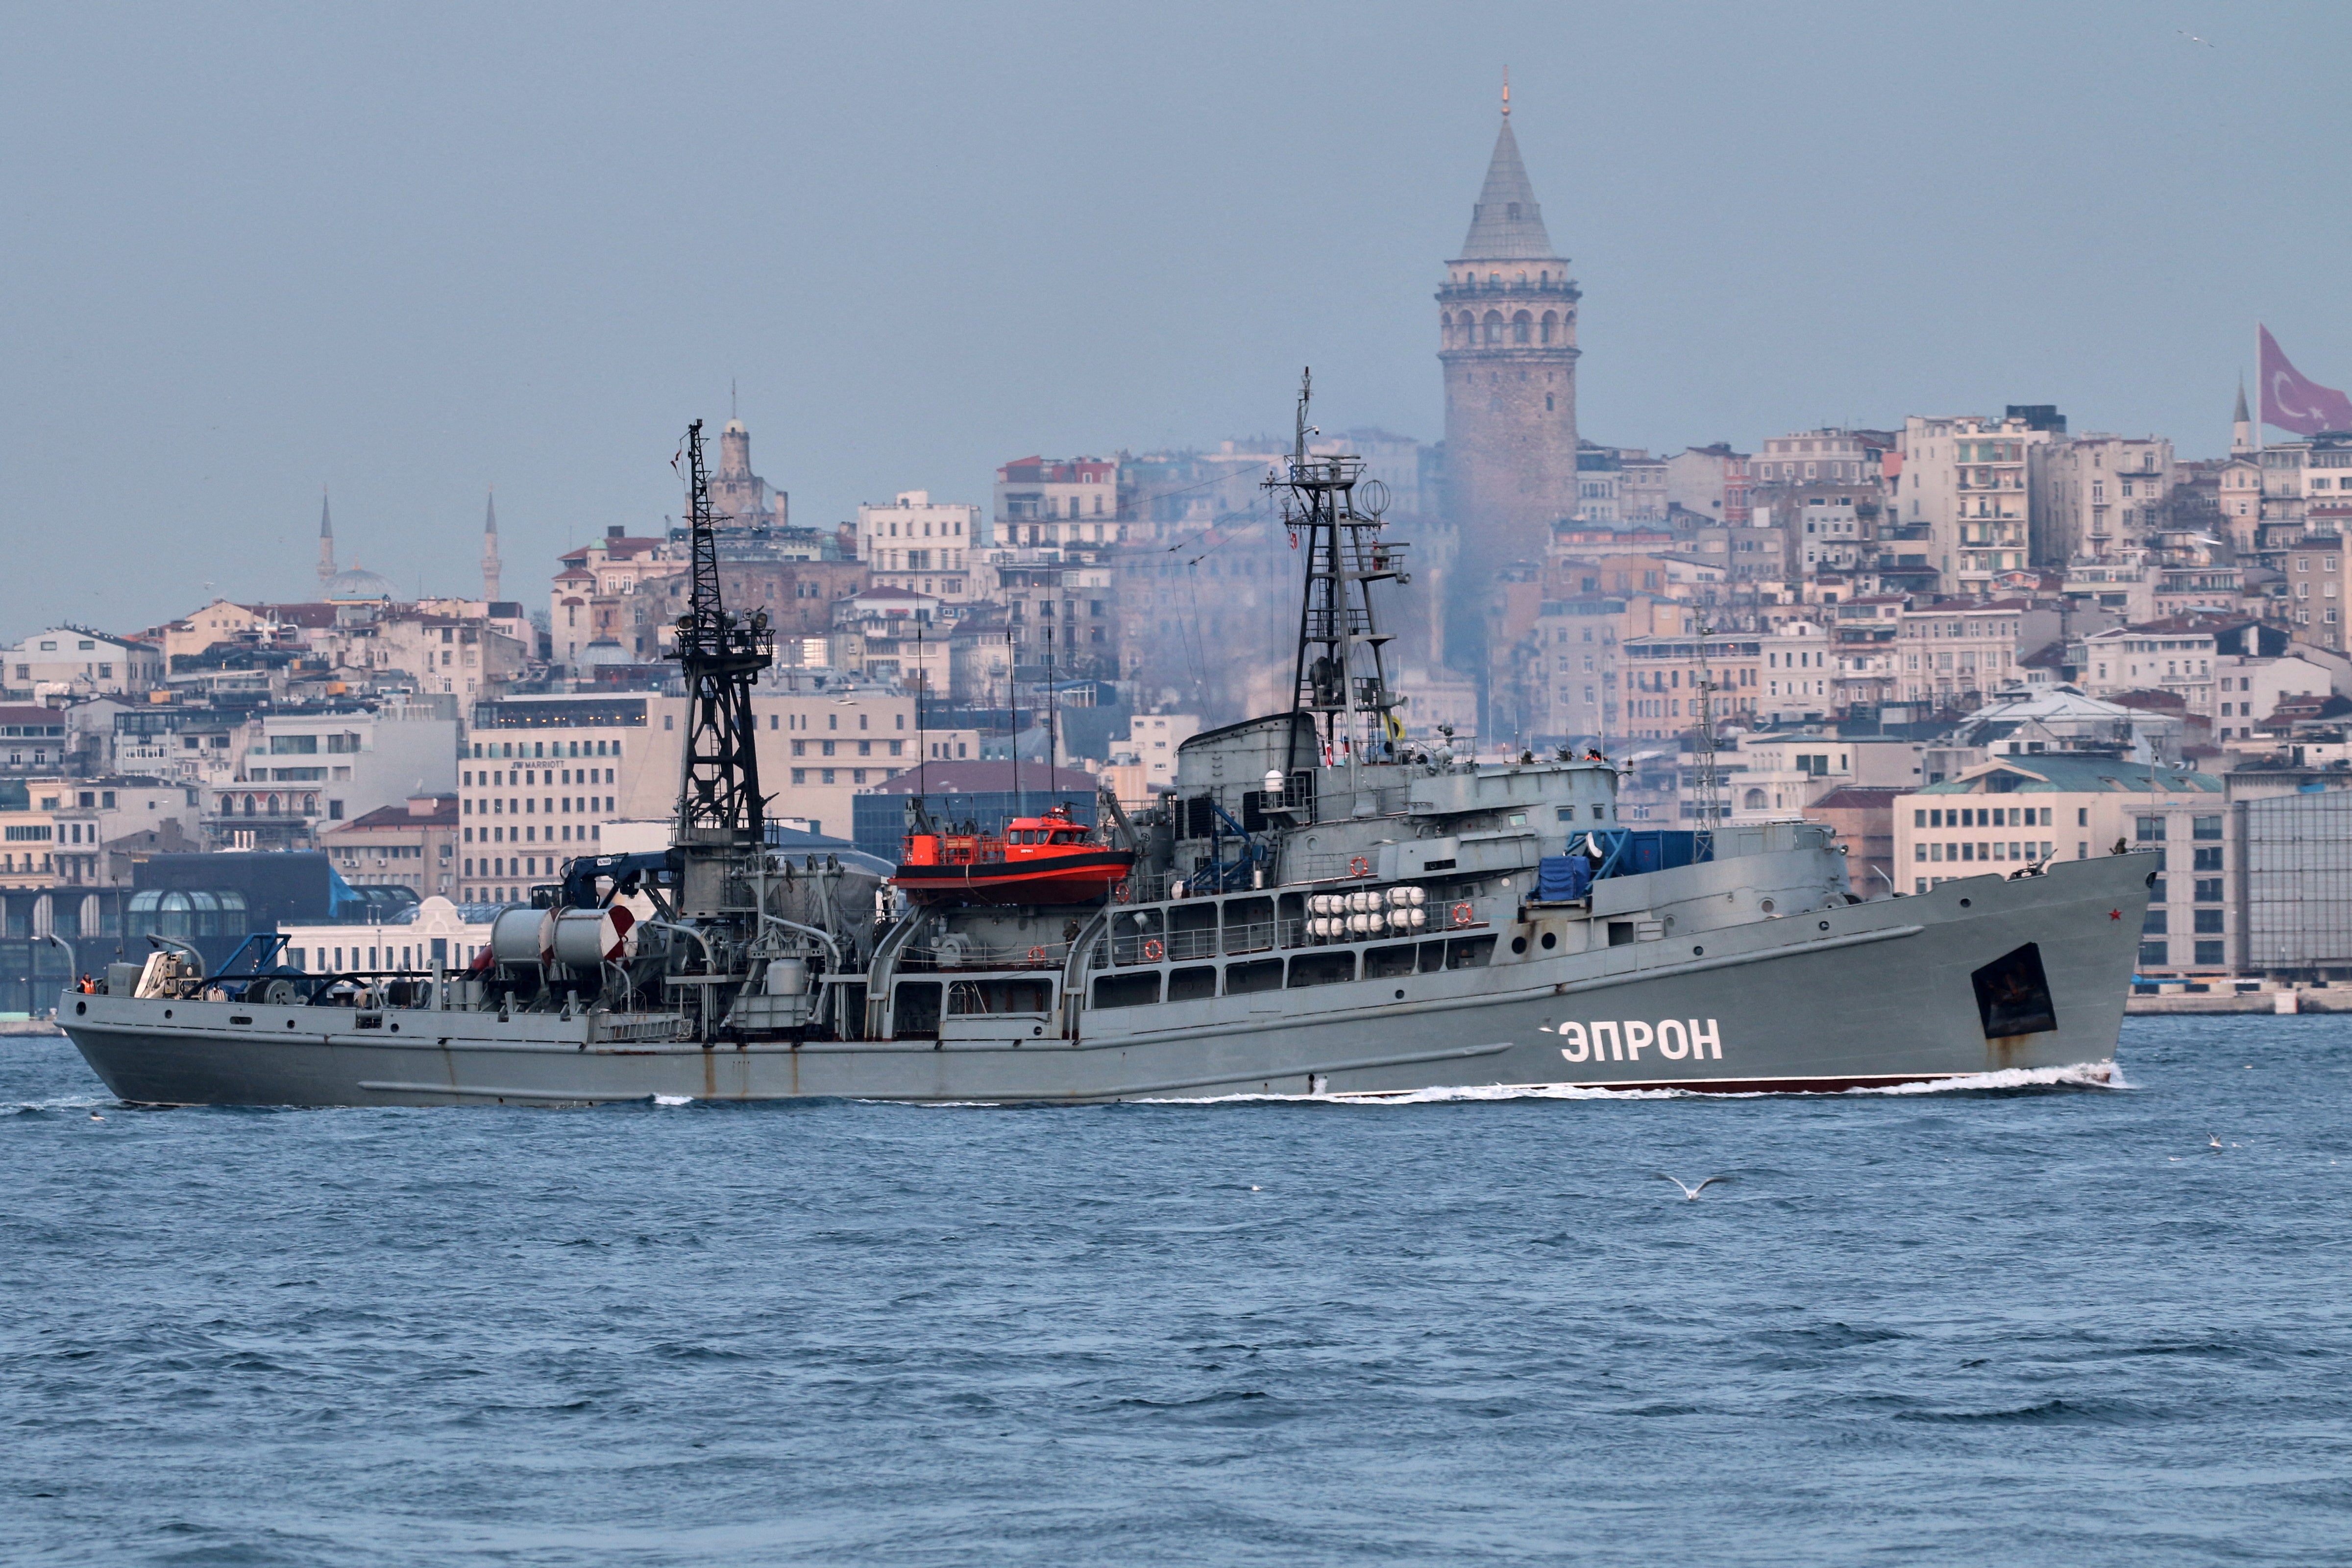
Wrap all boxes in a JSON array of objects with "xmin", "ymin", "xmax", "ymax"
[{"xmin": 3, "ymin": 1019, "xmax": 2348, "ymax": 1567}]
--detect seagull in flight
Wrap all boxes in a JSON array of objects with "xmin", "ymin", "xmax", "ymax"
[
  {"xmin": 2208, "ymin": 1134, "xmax": 2224, "ymax": 1152},
  {"xmin": 1659, "ymin": 1173, "xmax": 1733, "ymax": 1201},
  {"xmin": 2177, "ymin": 29, "xmax": 2213, "ymax": 46}
]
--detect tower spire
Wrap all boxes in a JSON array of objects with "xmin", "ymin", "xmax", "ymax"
[
  {"xmin": 481, "ymin": 487, "xmax": 502, "ymax": 603},
  {"xmin": 317, "ymin": 487, "xmax": 336, "ymax": 589},
  {"xmin": 1457, "ymin": 97, "xmax": 1557, "ymax": 260},
  {"xmin": 1501, "ymin": 66, "xmax": 1509, "ymax": 118}
]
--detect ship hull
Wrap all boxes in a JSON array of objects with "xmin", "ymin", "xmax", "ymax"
[{"xmin": 58, "ymin": 855, "xmax": 2151, "ymax": 1107}]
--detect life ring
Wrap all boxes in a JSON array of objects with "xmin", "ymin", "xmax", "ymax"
[
  {"xmin": 1028, "ymin": 946, "xmax": 1047, "ymax": 961},
  {"xmin": 1142, "ymin": 938, "xmax": 1164, "ymax": 962},
  {"xmin": 1348, "ymin": 856, "xmax": 1371, "ymax": 878},
  {"xmin": 1450, "ymin": 902, "xmax": 1475, "ymax": 928},
  {"xmin": 1114, "ymin": 882, "xmax": 1130, "ymax": 903}
]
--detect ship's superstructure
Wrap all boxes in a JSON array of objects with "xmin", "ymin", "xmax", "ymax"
[{"xmin": 58, "ymin": 401, "xmax": 2155, "ymax": 1107}]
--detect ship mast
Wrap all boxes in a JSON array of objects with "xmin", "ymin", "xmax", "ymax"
[
  {"xmin": 1691, "ymin": 614, "xmax": 1720, "ymax": 861},
  {"xmin": 671, "ymin": 418, "xmax": 774, "ymax": 915},
  {"xmin": 1271, "ymin": 369, "xmax": 1407, "ymax": 790}
]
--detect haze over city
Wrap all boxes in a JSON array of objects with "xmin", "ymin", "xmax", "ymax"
[{"xmin": 5, "ymin": 0, "xmax": 2346, "ymax": 636}]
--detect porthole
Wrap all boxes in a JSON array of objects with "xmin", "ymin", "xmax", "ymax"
[
  {"xmin": 163, "ymin": 1008, "xmax": 172, "ymax": 1019},
  {"xmin": 1511, "ymin": 936, "xmax": 1529, "ymax": 955},
  {"xmin": 74, "ymin": 1001, "xmax": 86, "ymax": 1016},
  {"xmin": 1760, "ymin": 899, "xmax": 1775, "ymax": 913},
  {"xmin": 1692, "ymin": 946, "xmax": 1704, "ymax": 956},
  {"xmin": 285, "ymin": 1020, "xmax": 296, "ymax": 1029},
  {"xmin": 1394, "ymin": 988, "xmax": 1405, "ymax": 1000},
  {"xmin": 1819, "ymin": 921, "xmax": 1830, "ymax": 931},
  {"xmin": 1540, "ymin": 931, "xmax": 1558, "ymax": 950},
  {"xmin": 1959, "ymin": 898, "xmax": 1971, "ymax": 908}
]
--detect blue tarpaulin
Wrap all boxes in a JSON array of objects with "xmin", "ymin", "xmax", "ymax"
[{"xmin": 1536, "ymin": 855, "xmax": 1592, "ymax": 903}]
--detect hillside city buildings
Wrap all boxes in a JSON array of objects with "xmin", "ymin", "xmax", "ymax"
[{"xmin": 9, "ymin": 87, "xmax": 2352, "ymax": 1012}]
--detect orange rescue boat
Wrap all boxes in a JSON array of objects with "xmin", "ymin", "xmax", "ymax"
[{"xmin": 893, "ymin": 803, "xmax": 1135, "ymax": 905}]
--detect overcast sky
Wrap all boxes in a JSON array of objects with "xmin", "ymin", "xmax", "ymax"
[{"xmin": 4, "ymin": 0, "xmax": 2346, "ymax": 640}]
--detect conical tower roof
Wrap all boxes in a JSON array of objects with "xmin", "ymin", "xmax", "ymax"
[
  {"xmin": 2234, "ymin": 381, "xmax": 2250, "ymax": 423},
  {"xmin": 1455, "ymin": 113, "xmax": 1560, "ymax": 262}
]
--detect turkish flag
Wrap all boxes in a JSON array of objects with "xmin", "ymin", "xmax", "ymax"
[{"xmin": 2259, "ymin": 324, "xmax": 2352, "ymax": 436}]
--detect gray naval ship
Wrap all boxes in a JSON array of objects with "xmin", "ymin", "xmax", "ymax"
[{"xmin": 61, "ymin": 399, "xmax": 2152, "ymax": 1107}]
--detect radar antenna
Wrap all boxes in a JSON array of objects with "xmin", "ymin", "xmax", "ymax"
[
  {"xmin": 1270, "ymin": 368, "xmax": 1409, "ymax": 788},
  {"xmin": 671, "ymin": 418, "xmax": 773, "ymax": 913}
]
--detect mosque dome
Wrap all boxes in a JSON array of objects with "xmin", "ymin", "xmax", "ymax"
[
  {"xmin": 322, "ymin": 564, "xmax": 399, "ymax": 604},
  {"xmin": 579, "ymin": 638, "xmax": 630, "ymax": 667}
]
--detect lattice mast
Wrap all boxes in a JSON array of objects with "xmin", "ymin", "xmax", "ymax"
[
  {"xmin": 1270, "ymin": 369, "xmax": 1408, "ymax": 786},
  {"xmin": 671, "ymin": 419, "xmax": 774, "ymax": 913},
  {"xmin": 1691, "ymin": 615, "xmax": 1721, "ymax": 859}
]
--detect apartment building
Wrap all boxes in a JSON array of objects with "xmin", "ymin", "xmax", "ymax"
[
  {"xmin": 1619, "ymin": 630, "xmax": 1764, "ymax": 740},
  {"xmin": 2034, "ymin": 435, "xmax": 2174, "ymax": 563},
  {"xmin": 321, "ymin": 794, "xmax": 461, "ymax": 900},
  {"xmin": 1894, "ymin": 600, "xmax": 2058, "ymax": 710},
  {"xmin": 2077, "ymin": 619, "xmax": 2221, "ymax": 718},
  {"xmin": 456, "ymin": 689, "xmax": 974, "ymax": 903},
  {"xmin": 857, "ymin": 490, "xmax": 982, "ymax": 603},
  {"xmin": 994, "ymin": 456, "xmax": 1122, "ymax": 549},
  {"xmin": 1897, "ymin": 411, "xmax": 2062, "ymax": 594},
  {"xmin": 2, "ymin": 628, "xmax": 163, "ymax": 700},
  {"xmin": 204, "ymin": 704, "xmax": 460, "ymax": 854}
]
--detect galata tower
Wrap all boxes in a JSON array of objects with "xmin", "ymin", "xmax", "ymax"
[{"xmin": 1438, "ymin": 81, "xmax": 1580, "ymax": 593}]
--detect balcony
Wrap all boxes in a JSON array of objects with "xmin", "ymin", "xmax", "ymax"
[{"xmin": 1436, "ymin": 278, "xmax": 1576, "ymax": 298}]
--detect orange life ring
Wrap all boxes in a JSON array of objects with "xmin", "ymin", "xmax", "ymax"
[
  {"xmin": 1451, "ymin": 902, "xmax": 1475, "ymax": 928},
  {"xmin": 1028, "ymin": 945, "xmax": 1047, "ymax": 961},
  {"xmin": 1142, "ymin": 938, "xmax": 1164, "ymax": 962},
  {"xmin": 1114, "ymin": 882, "xmax": 1130, "ymax": 903},
  {"xmin": 1348, "ymin": 856, "xmax": 1371, "ymax": 878}
]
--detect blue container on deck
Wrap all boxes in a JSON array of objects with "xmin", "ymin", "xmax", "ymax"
[
  {"xmin": 1608, "ymin": 830, "xmax": 1712, "ymax": 874},
  {"xmin": 1576, "ymin": 829, "xmax": 1713, "ymax": 882}
]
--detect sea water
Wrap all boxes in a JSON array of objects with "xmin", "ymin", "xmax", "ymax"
[{"xmin": 2, "ymin": 1017, "xmax": 2347, "ymax": 1567}]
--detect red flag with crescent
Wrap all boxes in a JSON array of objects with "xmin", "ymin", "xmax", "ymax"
[{"xmin": 2259, "ymin": 324, "xmax": 2352, "ymax": 436}]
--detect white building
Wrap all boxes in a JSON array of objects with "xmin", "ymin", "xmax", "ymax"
[
  {"xmin": 1897, "ymin": 415, "xmax": 2062, "ymax": 594},
  {"xmin": 205, "ymin": 703, "xmax": 461, "ymax": 854},
  {"xmin": 857, "ymin": 491, "xmax": 982, "ymax": 603},
  {"xmin": 2, "ymin": 628, "xmax": 163, "ymax": 700},
  {"xmin": 1757, "ymin": 621, "xmax": 1835, "ymax": 721},
  {"xmin": 280, "ymin": 894, "xmax": 496, "ymax": 976},
  {"xmin": 993, "ymin": 456, "xmax": 1122, "ymax": 549},
  {"xmin": 2078, "ymin": 621, "xmax": 2219, "ymax": 719},
  {"xmin": 457, "ymin": 688, "xmax": 974, "ymax": 904},
  {"xmin": 1105, "ymin": 712, "xmax": 1201, "ymax": 798},
  {"xmin": 1894, "ymin": 600, "xmax": 2058, "ymax": 710}
]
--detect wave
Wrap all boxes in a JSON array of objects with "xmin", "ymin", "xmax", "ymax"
[
  {"xmin": 6, "ymin": 1095, "xmax": 116, "ymax": 1114},
  {"xmin": 1840, "ymin": 1061, "xmax": 2123, "ymax": 1095}
]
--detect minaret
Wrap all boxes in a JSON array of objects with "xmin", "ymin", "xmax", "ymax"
[
  {"xmin": 317, "ymin": 489, "xmax": 336, "ymax": 591},
  {"xmin": 481, "ymin": 489, "xmax": 503, "ymax": 603},
  {"xmin": 2232, "ymin": 382, "xmax": 2255, "ymax": 456},
  {"xmin": 1438, "ymin": 76, "xmax": 1580, "ymax": 595}
]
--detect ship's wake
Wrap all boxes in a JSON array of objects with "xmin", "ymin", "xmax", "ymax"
[{"xmin": 1139, "ymin": 1060, "xmax": 2123, "ymax": 1106}]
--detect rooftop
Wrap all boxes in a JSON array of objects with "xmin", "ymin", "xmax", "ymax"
[{"xmin": 1917, "ymin": 756, "xmax": 2221, "ymax": 796}]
